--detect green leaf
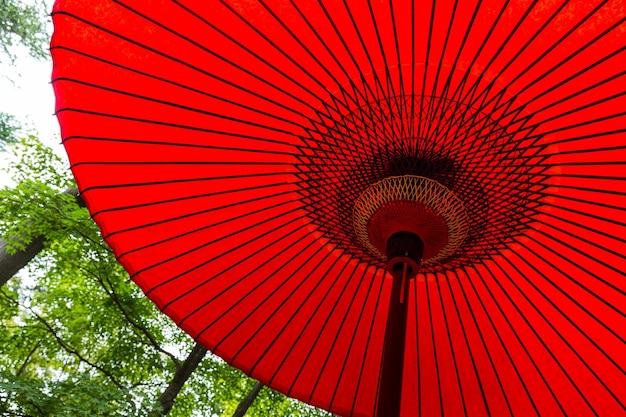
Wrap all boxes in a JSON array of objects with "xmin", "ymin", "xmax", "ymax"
[{"xmin": 0, "ymin": 0, "xmax": 48, "ymax": 62}]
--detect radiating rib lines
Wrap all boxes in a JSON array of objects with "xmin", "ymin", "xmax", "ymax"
[{"xmin": 51, "ymin": 1, "xmax": 626, "ymax": 416}]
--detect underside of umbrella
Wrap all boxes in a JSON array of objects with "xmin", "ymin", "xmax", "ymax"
[{"xmin": 51, "ymin": 1, "xmax": 625, "ymax": 416}]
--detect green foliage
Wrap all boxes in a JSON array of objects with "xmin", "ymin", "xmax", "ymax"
[
  {"xmin": 0, "ymin": 374, "xmax": 139, "ymax": 417},
  {"xmin": 1, "ymin": 136, "xmax": 78, "ymax": 252},
  {"xmin": 0, "ymin": 112, "xmax": 20, "ymax": 150},
  {"xmin": 0, "ymin": 0, "xmax": 48, "ymax": 62},
  {"xmin": 1, "ymin": 139, "xmax": 178, "ymax": 416},
  {"xmin": 0, "ymin": 139, "xmax": 333, "ymax": 416},
  {"xmin": 212, "ymin": 374, "xmax": 333, "ymax": 417}
]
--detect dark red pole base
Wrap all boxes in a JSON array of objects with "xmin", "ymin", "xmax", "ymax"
[{"xmin": 375, "ymin": 232, "xmax": 423, "ymax": 417}]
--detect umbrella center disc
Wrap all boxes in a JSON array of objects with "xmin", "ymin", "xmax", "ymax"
[{"xmin": 353, "ymin": 175, "xmax": 469, "ymax": 265}]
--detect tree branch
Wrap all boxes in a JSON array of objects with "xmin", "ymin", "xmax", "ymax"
[
  {"xmin": 0, "ymin": 291, "xmax": 125, "ymax": 390},
  {"xmin": 77, "ymin": 260, "xmax": 181, "ymax": 368},
  {"xmin": 232, "ymin": 381, "xmax": 264, "ymax": 417},
  {"xmin": 0, "ymin": 188, "xmax": 84, "ymax": 288},
  {"xmin": 151, "ymin": 343, "xmax": 208, "ymax": 416},
  {"xmin": 15, "ymin": 340, "xmax": 40, "ymax": 377},
  {"xmin": 31, "ymin": 310, "xmax": 125, "ymax": 390},
  {"xmin": 0, "ymin": 235, "xmax": 44, "ymax": 288}
]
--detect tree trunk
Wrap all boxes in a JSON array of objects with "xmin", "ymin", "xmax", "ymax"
[
  {"xmin": 152, "ymin": 343, "xmax": 208, "ymax": 416},
  {"xmin": 232, "ymin": 381, "xmax": 264, "ymax": 417},
  {"xmin": 0, "ymin": 235, "xmax": 44, "ymax": 287},
  {"xmin": 0, "ymin": 188, "xmax": 83, "ymax": 288}
]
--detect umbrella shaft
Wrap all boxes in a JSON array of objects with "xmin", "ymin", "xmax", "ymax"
[
  {"xmin": 377, "ymin": 232, "xmax": 423, "ymax": 416},
  {"xmin": 377, "ymin": 263, "xmax": 412, "ymax": 417}
]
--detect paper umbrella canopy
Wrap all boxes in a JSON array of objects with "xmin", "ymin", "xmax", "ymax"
[{"xmin": 51, "ymin": 1, "xmax": 625, "ymax": 416}]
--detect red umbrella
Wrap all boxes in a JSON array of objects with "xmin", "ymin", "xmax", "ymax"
[{"xmin": 51, "ymin": 1, "xmax": 625, "ymax": 416}]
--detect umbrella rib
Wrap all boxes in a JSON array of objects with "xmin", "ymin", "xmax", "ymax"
[
  {"xmin": 445, "ymin": 92, "xmax": 520, "ymax": 173},
  {"xmin": 531, "ymin": 111, "xmax": 626, "ymax": 141},
  {"xmin": 423, "ymin": 0, "xmax": 461, "ymax": 143},
  {"xmin": 307, "ymin": 264, "xmax": 369, "ymax": 402},
  {"xmin": 421, "ymin": 0, "xmax": 473, "ymax": 130},
  {"xmin": 54, "ymin": 78, "xmax": 303, "ymax": 137},
  {"xmin": 530, "ymin": 227, "xmax": 626, "ymax": 295},
  {"xmin": 414, "ymin": 278, "xmax": 421, "ymax": 415},
  {"xmin": 453, "ymin": 267, "xmax": 516, "ymax": 417},
  {"xmin": 351, "ymin": 270, "xmax": 386, "ymax": 416},
  {"xmin": 540, "ymin": 199, "xmax": 626, "ymax": 231},
  {"xmin": 437, "ymin": 0, "xmax": 531, "ymax": 142},
  {"xmin": 55, "ymin": 107, "xmax": 300, "ymax": 146},
  {"xmin": 430, "ymin": 0, "xmax": 511, "ymax": 138},
  {"xmin": 547, "ymin": 143, "xmax": 626, "ymax": 156},
  {"xmin": 416, "ymin": 0, "xmax": 437, "ymax": 142},
  {"xmin": 242, "ymin": 246, "xmax": 336, "ymax": 372},
  {"xmin": 310, "ymin": 0, "xmax": 392, "ymax": 132},
  {"xmin": 432, "ymin": 0, "xmax": 482, "ymax": 121},
  {"xmin": 509, "ymin": 242, "xmax": 626, "ymax": 356},
  {"xmin": 304, "ymin": 263, "xmax": 363, "ymax": 403},
  {"xmin": 296, "ymin": 263, "xmax": 371, "ymax": 404},
  {"xmin": 79, "ymin": 172, "xmax": 290, "ymax": 194},
  {"xmin": 62, "ymin": 136, "xmax": 297, "ymax": 154},
  {"xmin": 456, "ymin": 0, "xmax": 617, "ymax": 125},
  {"xmin": 179, "ymin": 225, "xmax": 319, "ymax": 333},
  {"xmin": 52, "ymin": 11, "xmax": 321, "ymax": 117},
  {"xmin": 51, "ymin": 45, "xmax": 309, "ymax": 128},
  {"xmin": 409, "ymin": 0, "xmax": 416, "ymax": 141},
  {"xmin": 339, "ymin": 0, "xmax": 400, "ymax": 147},
  {"xmin": 287, "ymin": 258, "xmax": 355, "ymax": 397},
  {"xmin": 477, "ymin": 260, "xmax": 571, "ymax": 417},
  {"xmin": 339, "ymin": 0, "xmax": 389, "ymax": 109},
  {"xmin": 265, "ymin": 252, "xmax": 346, "ymax": 387},
  {"xmin": 538, "ymin": 209, "xmax": 626, "ymax": 254},
  {"xmin": 298, "ymin": 110, "xmax": 389, "ymax": 167},
  {"xmin": 260, "ymin": 0, "xmax": 376, "ymax": 115},
  {"xmin": 134, "ymin": 206, "xmax": 305, "ymax": 280},
  {"xmin": 464, "ymin": 264, "xmax": 542, "ymax": 416},
  {"xmin": 551, "ymin": 182, "xmax": 626, "ymax": 197},
  {"xmin": 450, "ymin": 82, "xmax": 625, "ymax": 171},
  {"xmin": 424, "ymin": 275, "xmax": 446, "ymax": 416},
  {"xmin": 287, "ymin": 0, "xmax": 393, "ymax": 130},
  {"xmin": 388, "ymin": 0, "xmax": 409, "ymax": 142},
  {"xmin": 520, "ymin": 234, "xmax": 626, "ymax": 321},
  {"xmin": 511, "ymin": 97, "xmax": 626, "ymax": 143},
  {"xmin": 213, "ymin": 4, "xmax": 392, "ymax": 142},
  {"xmin": 536, "ymin": 128, "xmax": 626, "ymax": 147},
  {"xmin": 367, "ymin": 0, "xmax": 399, "ymax": 104},
  {"xmin": 73, "ymin": 160, "xmax": 292, "ymax": 166},
  {"xmin": 236, "ymin": 248, "xmax": 360, "ymax": 396},
  {"xmin": 102, "ymin": 188, "xmax": 295, "ymax": 237},
  {"xmin": 367, "ymin": 0, "xmax": 407, "ymax": 145},
  {"xmin": 465, "ymin": 0, "xmax": 568, "ymax": 105},
  {"xmin": 540, "ymin": 195, "xmax": 626, "ymax": 228},
  {"xmin": 89, "ymin": 181, "xmax": 298, "ymax": 218},
  {"xmin": 452, "ymin": 31, "xmax": 624, "ymax": 147},
  {"xmin": 329, "ymin": 264, "xmax": 378, "ymax": 411},
  {"xmin": 496, "ymin": 251, "xmax": 626, "ymax": 413},
  {"xmin": 113, "ymin": 1, "xmax": 335, "ymax": 116},
  {"xmin": 499, "ymin": 53, "xmax": 626, "ymax": 128},
  {"xmin": 173, "ymin": 0, "xmax": 348, "ymax": 113},
  {"xmin": 434, "ymin": 275, "xmax": 471, "ymax": 417},
  {"xmin": 113, "ymin": 198, "xmax": 298, "ymax": 259},
  {"xmin": 143, "ymin": 211, "xmax": 310, "ymax": 298},
  {"xmin": 500, "ymin": 5, "xmax": 624, "ymax": 108}
]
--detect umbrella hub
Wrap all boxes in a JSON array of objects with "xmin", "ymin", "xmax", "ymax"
[
  {"xmin": 353, "ymin": 175, "xmax": 469, "ymax": 268},
  {"xmin": 385, "ymin": 231, "xmax": 424, "ymax": 279}
]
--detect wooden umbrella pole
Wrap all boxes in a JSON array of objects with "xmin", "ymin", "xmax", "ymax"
[{"xmin": 376, "ymin": 232, "xmax": 423, "ymax": 417}]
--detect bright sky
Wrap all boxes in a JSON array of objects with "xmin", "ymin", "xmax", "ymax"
[
  {"xmin": 0, "ymin": 53, "xmax": 58, "ymax": 138},
  {"xmin": 0, "ymin": 0, "xmax": 62, "ymax": 187}
]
